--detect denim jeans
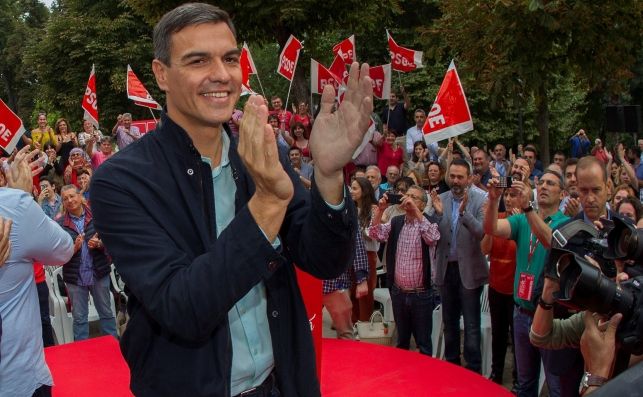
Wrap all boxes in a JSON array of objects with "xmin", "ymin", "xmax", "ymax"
[
  {"xmin": 66, "ymin": 275, "xmax": 118, "ymax": 341},
  {"xmin": 390, "ymin": 285, "xmax": 434, "ymax": 356},
  {"xmin": 513, "ymin": 307, "xmax": 569, "ymax": 397},
  {"xmin": 438, "ymin": 263, "xmax": 482, "ymax": 372}
]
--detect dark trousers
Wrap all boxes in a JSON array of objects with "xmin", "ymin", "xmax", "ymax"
[
  {"xmin": 488, "ymin": 286, "xmax": 516, "ymax": 383},
  {"xmin": 36, "ymin": 281, "xmax": 55, "ymax": 347},
  {"xmin": 32, "ymin": 385, "xmax": 52, "ymax": 397},
  {"xmin": 390, "ymin": 285, "xmax": 434, "ymax": 356},
  {"xmin": 438, "ymin": 263, "xmax": 483, "ymax": 372}
]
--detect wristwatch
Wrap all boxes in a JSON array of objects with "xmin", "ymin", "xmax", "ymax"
[
  {"xmin": 523, "ymin": 204, "xmax": 533, "ymax": 213},
  {"xmin": 538, "ymin": 296, "xmax": 554, "ymax": 310},
  {"xmin": 580, "ymin": 371, "xmax": 607, "ymax": 394}
]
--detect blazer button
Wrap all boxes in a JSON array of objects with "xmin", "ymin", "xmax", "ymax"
[
  {"xmin": 268, "ymin": 260, "xmax": 279, "ymax": 272},
  {"xmin": 187, "ymin": 168, "xmax": 194, "ymax": 175},
  {"xmin": 271, "ymin": 310, "xmax": 279, "ymax": 318}
]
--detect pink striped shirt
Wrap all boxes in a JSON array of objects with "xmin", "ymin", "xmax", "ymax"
[{"xmin": 369, "ymin": 216, "xmax": 440, "ymax": 289}]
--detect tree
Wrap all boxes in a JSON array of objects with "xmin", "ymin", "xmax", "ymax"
[
  {"xmin": 424, "ymin": 1, "xmax": 643, "ymax": 163},
  {"xmin": 24, "ymin": 0, "xmax": 160, "ymax": 131},
  {"xmin": 0, "ymin": 0, "xmax": 49, "ymax": 123}
]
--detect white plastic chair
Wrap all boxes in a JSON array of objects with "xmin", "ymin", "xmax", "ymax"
[
  {"xmin": 373, "ymin": 287, "xmax": 394, "ymax": 322},
  {"xmin": 45, "ymin": 266, "xmax": 74, "ymax": 344}
]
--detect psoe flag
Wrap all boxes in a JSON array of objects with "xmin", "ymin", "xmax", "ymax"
[
  {"xmin": 240, "ymin": 42, "xmax": 257, "ymax": 90},
  {"xmin": 0, "ymin": 99, "xmax": 26, "ymax": 154},
  {"xmin": 422, "ymin": 60, "xmax": 473, "ymax": 145},
  {"xmin": 277, "ymin": 35, "xmax": 303, "ymax": 81},
  {"xmin": 310, "ymin": 59, "xmax": 342, "ymax": 95},
  {"xmin": 387, "ymin": 30, "xmax": 423, "ymax": 72},
  {"xmin": 332, "ymin": 35, "xmax": 356, "ymax": 64},
  {"xmin": 127, "ymin": 65, "xmax": 162, "ymax": 110},
  {"xmin": 81, "ymin": 64, "xmax": 99, "ymax": 128},
  {"xmin": 368, "ymin": 64, "xmax": 391, "ymax": 100}
]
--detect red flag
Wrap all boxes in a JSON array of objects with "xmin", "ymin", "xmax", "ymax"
[
  {"xmin": 81, "ymin": 64, "xmax": 99, "ymax": 128},
  {"xmin": 332, "ymin": 35, "xmax": 356, "ymax": 64},
  {"xmin": 310, "ymin": 59, "xmax": 342, "ymax": 95},
  {"xmin": 329, "ymin": 55, "xmax": 349, "ymax": 86},
  {"xmin": 387, "ymin": 30, "xmax": 423, "ymax": 72},
  {"xmin": 422, "ymin": 60, "xmax": 473, "ymax": 144},
  {"xmin": 368, "ymin": 64, "xmax": 391, "ymax": 100},
  {"xmin": 0, "ymin": 99, "xmax": 25, "ymax": 153},
  {"xmin": 240, "ymin": 42, "xmax": 257, "ymax": 90},
  {"xmin": 127, "ymin": 65, "xmax": 162, "ymax": 110},
  {"xmin": 277, "ymin": 35, "xmax": 303, "ymax": 81}
]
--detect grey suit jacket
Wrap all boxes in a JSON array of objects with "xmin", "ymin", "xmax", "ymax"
[{"xmin": 430, "ymin": 187, "xmax": 488, "ymax": 289}]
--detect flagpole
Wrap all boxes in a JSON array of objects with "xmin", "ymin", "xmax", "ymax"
[
  {"xmin": 284, "ymin": 68, "xmax": 295, "ymax": 126},
  {"xmin": 254, "ymin": 74, "xmax": 267, "ymax": 99},
  {"xmin": 397, "ymin": 71, "xmax": 404, "ymax": 92},
  {"xmin": 148, "ymin": 108, "xmax": 158, "ymax": 123}
]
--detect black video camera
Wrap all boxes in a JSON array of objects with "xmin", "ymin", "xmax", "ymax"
[{"xmin": 546, "ymin": 214, "xmax": 643, "ymax": 354}]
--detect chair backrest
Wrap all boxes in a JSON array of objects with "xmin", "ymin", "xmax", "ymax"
[{"xmin": 480, "ymin": 284, "xmax": 490, "ymax": 313}]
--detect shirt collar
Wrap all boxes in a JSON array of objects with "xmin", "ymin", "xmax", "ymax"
[{"xmin": 200, "ymin": 129, "xmax": 230, "ymax": 176}]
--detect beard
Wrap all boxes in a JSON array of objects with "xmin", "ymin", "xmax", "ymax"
[{"xmin": 451, "ymin": 184, "xmax": 464, "ymax": 197}]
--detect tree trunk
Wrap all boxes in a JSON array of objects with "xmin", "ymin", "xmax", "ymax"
[{"xmin": 535, "ymin": 81, "xmax": 550, "ymax": 166}]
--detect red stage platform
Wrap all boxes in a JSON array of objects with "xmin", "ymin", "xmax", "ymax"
[{"xmin": 45, "ymin": 336, "xmax": 512, "ymax": 396}]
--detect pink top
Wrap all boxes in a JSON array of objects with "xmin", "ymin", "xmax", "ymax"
[
  {"xmin": 91, "ymin": 151, "xmax": 112, "ymax": 170},
  {"xmin": 377, "ymin": 143, "xmax": 404, "ymax": 176}
]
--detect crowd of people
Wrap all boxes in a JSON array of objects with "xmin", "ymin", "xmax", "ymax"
[{"xmin": 1, "ymin": 3, "xmax": 642, "ymax": 396}]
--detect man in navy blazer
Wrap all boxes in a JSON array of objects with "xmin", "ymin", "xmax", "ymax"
[
  {"xmin": 90, "ymin": 4, "xmax": 374, "ymax": 397},
  {"xmin": 430, "ymin": 158, "xmax": 488, "ymax": 373}
]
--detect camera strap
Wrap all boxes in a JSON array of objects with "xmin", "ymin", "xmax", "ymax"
[{"xmin": 550, "ymin": 220, "xmax": 598, "ymax": 250}]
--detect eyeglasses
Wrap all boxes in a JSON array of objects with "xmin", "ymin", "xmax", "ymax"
[{"xmin": 70, "ymin": 153, "xmax": 82, "ymax": 157}]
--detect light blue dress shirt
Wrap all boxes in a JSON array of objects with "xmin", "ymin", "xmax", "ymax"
[
  {"xmin": 448, "ymin": 195, "xmax": 462, "ymax": 262},
  {"xmin": 201, "ymin": 132, "xmax": 274, "ymax": 395},
  {"xmin": 0, "ymin": 188, "xmax": 73, "ymax": 396}
]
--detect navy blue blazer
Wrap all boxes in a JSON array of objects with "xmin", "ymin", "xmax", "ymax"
[{"xmin": 91, "ymin": 113, "xmax": 356, "ymax": 397}]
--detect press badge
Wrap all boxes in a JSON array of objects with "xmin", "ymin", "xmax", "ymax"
[{"xmin": 517, "ymin": 272, "xmax": 535, "ymax": 301}]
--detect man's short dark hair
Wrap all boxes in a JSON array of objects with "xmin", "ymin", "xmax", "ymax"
[
  {"xmin": 40, "ymin": 176, "xmax": 53, "ymax": 186},
  {"xmin": 153, "ymin": 3, "xmax": 236, "ymax": 65},
  {"xmin": 541, "ymin": 170, "xmax": 564, "ymax": 189},
  {"xmin": 450, "ymin": 158, "xmax": 471, "ymax": 175},
  {"xmin": 77, "ymin": 169, "xmax": 91, "ymax": 177},
  {"xmin": 288, "ymin": 146, "xmax": 302, "ymax": 154},
  {"xmin": 564, "ymin": 157, "xmax": 578, "ymax": 170},
  {"xmin": 267, "ymin": 114, "xmax": 279, "ymax": 122},
  {"xmin": 524, "ymin": 145, "xmax": 538, "ymax": 156},
  {"xmin": 554, "ymin": 150, "xmax": 566, "ymax": 158}
]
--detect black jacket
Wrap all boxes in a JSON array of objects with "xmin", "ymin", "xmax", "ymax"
[
  {"xmin": 58, "ymin": 206, "xmax": 111, "ymax": 285},
  {"xmin": 90, "ymin": 113, "xmax": 356, "ymax": 397},
  {"xmin": 385, "ymin": 213, "xmax": 433, "ymax": 289}
]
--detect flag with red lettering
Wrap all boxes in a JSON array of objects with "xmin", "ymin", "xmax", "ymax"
[
  {"xmin": 240, "ymin": 42, "xmax": 257, "ymax": 90},
  {"xmin": 368, "ymin": 64, "xmax": 391, "ymax": 100},
  {"xmin": 422, "ymin": 60, "xmax": 473, "ymax": 144},
  {"xmin": 277, "ymin": 35, "xmax": 303, "ymax": 81},
  {"xmin": 81, "ymin": 64, "xmax": 99, "ymax": 128},
  {"xmin": 329, "ymin": 54, "xmax": 349, "ymax": 86},
  {"xmin": 310, "ymin": 59, "xmax": 342, "ymax": 95},
  {"xmin": 0, "ymin": 99, "xmax": 25, "ymax": 153},
  {"xmin": 387, "ymin": 30, "xmax": 423, "ymax": 72},
  {"xmin": 332, "ymin": 35, "xmax": 356, "ymax": 64},
  {"xmin": 127, "ymin": 65, "xmax": 162, "ymax": 110}
]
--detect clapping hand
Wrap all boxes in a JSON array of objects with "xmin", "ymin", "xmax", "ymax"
[{"xmin": 309, "ymin": 62, "xmax": 373, "ymax": 200}]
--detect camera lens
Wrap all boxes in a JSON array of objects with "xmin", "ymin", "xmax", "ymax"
[{"xmin": 557, "ymin": 253, "xmax": 634, "ymax": 316}]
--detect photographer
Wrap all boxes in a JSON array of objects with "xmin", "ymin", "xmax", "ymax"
[
  {"xmin": 484, "ymin": 167, "xmax": 575, "ymax": 397},
  {"xmin": 530, "ymin": 258, "xmax": 627, "ymax": 396}
]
